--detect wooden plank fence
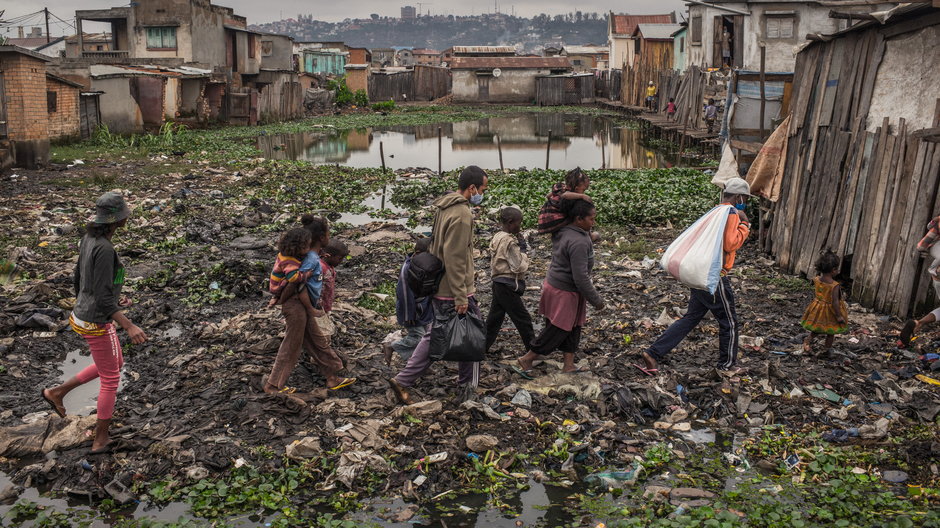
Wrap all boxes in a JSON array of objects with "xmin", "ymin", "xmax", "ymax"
[{"xmin": 769, "ymin": 12, "xmax": 940, "ymax": 317}]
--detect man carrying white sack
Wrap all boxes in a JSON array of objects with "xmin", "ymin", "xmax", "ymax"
[{"xmin": 638, "ymin": 178, "xmax": 751, "ymax": 374}]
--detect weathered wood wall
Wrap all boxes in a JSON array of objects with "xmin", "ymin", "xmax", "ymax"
[{"xmin": 770, "ymin": 15, "xmax": 940, "ymax": 317}]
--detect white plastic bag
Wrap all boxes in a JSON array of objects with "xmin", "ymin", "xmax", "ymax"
[{"xmin": 661, "ymin": 205, "xmax": 734, "ymax": 294}]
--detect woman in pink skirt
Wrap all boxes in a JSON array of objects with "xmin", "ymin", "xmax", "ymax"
[{"xmin": 516, "ymin": 200, "xmax": 604, "ymax": 376}]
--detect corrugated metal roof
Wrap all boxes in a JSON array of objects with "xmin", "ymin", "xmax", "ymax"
[
  {"xmin": 4, "ymin": 37, "xmax": 53, "ymax": 49},
  {"xmin": 0, "ymin": 45, "xmax": 51, "ymax": 61},
  {"xmin": 90, "ymin": 64, "xmax": 211, "ymax": 78},
  {"xmin": 563, "ymin": 45, "xmax": 608, "ymax": 55},
  {"xmin": 610, "ymin": 14, "xmax": 673, "ymax": 35},
  {"xmin": 450, "ymin": 56, "xmax": 571, "ymax": 70},
  {"xmin": 452, "ymin": 45, "xmax": 516, "ymax": 54},
  {"xmin": 634, "ymin": 23, "xmax": 684, "ymax": 40},
  {"xmin": 46, "ymin": 73, "xmax": 84, "ymax": 88}
]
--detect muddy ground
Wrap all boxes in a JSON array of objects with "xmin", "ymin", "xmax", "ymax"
[{"xmin": 0, "ymin": 156, "xmax": 939, "ymax": 526}]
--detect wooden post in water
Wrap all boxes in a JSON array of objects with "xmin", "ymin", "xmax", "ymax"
[
  {"xmin": 545, "ymin": 129, "xmax": 552, "ymax": 170},
  {"xmin": 380, "ymin": 141, "xmax": 387, "ymax": 210},
  {"xmin": 437, "ymin": 127, "xmax": 442, "ymax": 176},
  {"xmin": 600, "ymin": 131, "xmax": 606, "ymax": 169},
  {"xmin": 677, "ymin": 118, "xmax": 689, "ymax": 168},
  {"xmin": 496, "ymin": 134, "xmax": 504, "ymax": 172}
]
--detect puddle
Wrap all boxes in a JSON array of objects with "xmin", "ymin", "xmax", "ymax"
[
  {"xmin": 258, "ymin": 114, "xmax": 675, "ymax": 170},
  {"xmin": 353, "ymin": 480, "xmax": 580, "ymax": 527},
  {"xmin": 678, "ymin": 428, "xmax": 717, "ymax": 444},
  {"xmin": 57, "ymin": 349, "xmax": 128, "ymax": 417},
  {"xmin": 335, "ymin": 183, "xmax": 431, "ymax": 233}
]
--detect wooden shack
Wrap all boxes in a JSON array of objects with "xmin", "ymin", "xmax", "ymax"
[
  {"xmin": 768, "ymin": 5, "xmax": 940, "ymax": 317},
  {"xmin": 535, "ymin": 74, "xmax": 595, "ymax": 106}
]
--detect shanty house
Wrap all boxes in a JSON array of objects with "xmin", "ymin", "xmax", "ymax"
[
  {"xmin": 685, "ymin": 0, "xmax": 894, "ymax": 72},
  {"xmin": 607, "ymin": 13, "xmax": 675, "ymax": 70},
  {"xmin": 302, "ymin": 49, "xmax": 347, "ymax": 75},
  {"xmin": 672, "ymin": 24, "xmax": 688, "ymax": 72},
  {"xmin": 765, "ymin": 4, "xmax": 940, "ymax": 317},
  {"xmin": 89, "ymin": 64, "xmax": 212, "ymax": 133},
  {"xmin": 0, "ymin": 46, "xmax": 87, "ymax": 169},
  {"xmin": 561, "ymin": 45, "xmax": 609, "ymax": 72},
  {"xmin": 450, "ymin": 56, "xmax": 571, "ymax": 104},
  {"xmin": 632, "ymin": 24, "xmax": 683, "ymax": 70}
]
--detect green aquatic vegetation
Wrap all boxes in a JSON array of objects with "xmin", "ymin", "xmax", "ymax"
[
  {"xmin": 356, "ymin": 281, "xmax": 396, "ymax": 316},
  {"xmin": 391, "ymin": 168, "xmax": 717, "ymax": 227}
]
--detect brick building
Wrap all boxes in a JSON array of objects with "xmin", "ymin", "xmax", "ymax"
[
  {"xmin": 46, "ymin": 74, "xmax": 83, "ymax": 140},
  {"xmin": 0, "ymin": 46, "xmax": 52, "ymax": 169},
  {"xmin": 0, "ymin": 46, "xmax": 87, "ymax": 170}
]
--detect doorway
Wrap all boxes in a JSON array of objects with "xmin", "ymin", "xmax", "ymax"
[{"xmin": 713, "ymin": 15, "xmax": 743, "ymax": 69}]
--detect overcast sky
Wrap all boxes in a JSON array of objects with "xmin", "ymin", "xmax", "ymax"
[{"xmin": 2, "ymin": 1, "xmax": 687, "ymax": 37}]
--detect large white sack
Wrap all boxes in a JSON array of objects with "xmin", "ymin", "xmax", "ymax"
[{"xmin": 661, "ymin": 205, "xmax": 734, "ymax": 294}]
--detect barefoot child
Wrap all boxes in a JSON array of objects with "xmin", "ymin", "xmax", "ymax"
[
  {"xmin": 516, "ymin": 200, "xmax": 604, "ymax": 377},
  {"xmin": 384, "ymin": 237, "xmax": 433, "ymax": 365},
  {"xmin": 486, "ymin": 206, "xmax": 535, "ymax": 355},
  {"xmin": 801, "ymin": 250, "xmax": 848, "ymax": 353},
  {"xmin": 316, "ymin": 238, "xmax": 349, "ymax": 364}
]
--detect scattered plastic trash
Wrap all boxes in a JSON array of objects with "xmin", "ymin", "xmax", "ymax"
[
  {"xmin": 822, "ymin": 428, "xmax": 859, "ymax": 442},
  {"xmin": 510, "ymin": 389, "xmax": 532, "ymax": 408},
  {"xmin": 785, "ymin": 454, "xmax": 801, "ymax": 470},
  {"xmin": 585, "ymin": 464, "xmax": 643, "ymax": 488}
]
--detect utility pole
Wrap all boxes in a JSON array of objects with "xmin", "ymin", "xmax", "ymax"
[{"xmin": 44, "ymin": 7, "xmax": 50, "ymax": 43}]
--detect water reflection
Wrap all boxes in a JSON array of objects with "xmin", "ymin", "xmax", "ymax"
[{"xmin": 257, "ymin": 114, "xmax": 671, "ymax": 170}]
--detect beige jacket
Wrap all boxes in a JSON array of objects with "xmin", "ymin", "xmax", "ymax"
[
  {"xmin": 429, "ymin": 192, "xmax": 475, "ymax": 305},
  {"xmin": 490, "ymin": 231, "xmax": 529, "ymax": 287}
]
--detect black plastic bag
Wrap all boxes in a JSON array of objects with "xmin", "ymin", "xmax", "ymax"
[{"xmin": 429, "ymin": 305, "xmax": 486, "ymax": 362}]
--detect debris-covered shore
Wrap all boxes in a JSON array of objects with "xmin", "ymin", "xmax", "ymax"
[{"xmin": 1, "ymin": 149, "xmax": 939, "ymax": 527}]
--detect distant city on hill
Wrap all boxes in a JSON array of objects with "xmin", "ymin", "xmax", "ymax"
[{"xmin": 250, "ymin": 10, "xmax": 611, "ymax": 53}]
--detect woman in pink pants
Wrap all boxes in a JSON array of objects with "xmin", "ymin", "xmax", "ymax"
[{"xmin": 41, "ymin": 192, "xmax": 148, "ymax": 454}]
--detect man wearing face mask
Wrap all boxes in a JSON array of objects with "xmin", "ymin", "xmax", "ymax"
[
  {"xmin": 639, "ymin": 177, "xmax": 751, "ymax": 373},
  {"xmin": 389, "ymin": 166, "xmax": 488, "ymax": 404}
]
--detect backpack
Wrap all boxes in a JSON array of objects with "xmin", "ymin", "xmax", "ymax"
[{"xmin": 406, "ymin": 251, "xmax": 445, "ymax": 298}]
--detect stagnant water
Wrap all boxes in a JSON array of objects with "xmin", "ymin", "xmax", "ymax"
[{"xmin": 257, "ymin": 114, "xmax": 675, "ymax": 170}]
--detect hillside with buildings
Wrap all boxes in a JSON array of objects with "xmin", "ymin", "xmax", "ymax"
[{"xmin": 250, "ymin": 10, "xmax": 610, "ymax": 53}]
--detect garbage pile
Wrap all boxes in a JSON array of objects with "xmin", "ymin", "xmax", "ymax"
[{"xmin": 0, "ymin": 158, "xmax": 938, "ymax": 510}]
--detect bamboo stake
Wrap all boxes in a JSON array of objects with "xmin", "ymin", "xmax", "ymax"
[
  {"xmin": 545, "ymin": 129, "xmax": 552, "ymax": 170},
  {"xmin": 496, "ymin": 134, "xmax": 504, "ymax": 172}
]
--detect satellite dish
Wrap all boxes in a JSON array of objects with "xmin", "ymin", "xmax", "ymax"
[{"xmin": 492, "ymin": 68, "xmax": 501, "ymax": 78}]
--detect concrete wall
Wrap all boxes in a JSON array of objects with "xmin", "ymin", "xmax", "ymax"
[
  {"xmin": 46, "ymin": 78, "xmax": 81, "ymax": 139},
  {"xmin": 609, "ymin": 36, "xmax": 634, "ymax": 69},
  {"xmin": 164, "ymin": 77, "xmax": 180, "ymax": 119},
  {"xmin": 190, "ymin": 1, "xmax": 226, "ymax": 68},
  {"xmin": 131, "ymin": 0, "xmax": 194, "ymax": 61},
  {"xmin": 0, "ymin": 52, "xmax": 50, "ymax": 167},
  {"xmin": 687, "ymin": 3, "xmax": 879, "ymax": 72},
  {"xmin": 674, "ymin": 29, "xmax": 687, "ymax": 72},
  {"xmin": 92, "ymin": 77, "xmax": 143, "ymax": 133},
  {"xmin": 868, "ymin": 24, "xmax": 940, "ymax": 133},
  {"xmin": 260, "ymin": 34, "xmax": 293, "ymax": 70},
  {"xmin": 452, "ymin": 69, "xmax": 550, "ymax": 103},
  {"xmin": 345, "ymin": 67, "xmax": 369, "ymax": 94}
]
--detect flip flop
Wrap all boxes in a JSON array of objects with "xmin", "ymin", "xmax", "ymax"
[
  {"xmin": 899, "ymin": 319, "xmax": 916, "ymax": 349},
  {"xmin": 634, "ymin": 364, "xmax": 658, "ymax": 376},
  {"xmin": 507, "ymin": 359, "xmax": 535, "ymax": 380},
  {"xmin": 328, "ymin": 377, "xmax": 357, "ymax": 390},
  {"xmin": 87, "ymin": 444, "xmax": 112, "ymax": 455},
  {"xmin": 41, "ymin": 389, "xmax": 65, "ymax": 418},
  {"xmin": 509, "ymin": 365, "xmax": 534, "ymax": 380}
]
